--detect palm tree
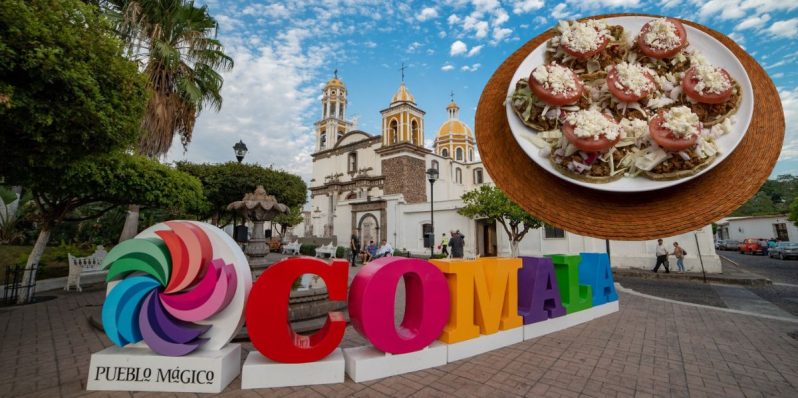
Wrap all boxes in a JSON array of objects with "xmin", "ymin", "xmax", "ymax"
[{"xmin": 108, "ymin": 0, "xmax": 233, "ymax": 241}]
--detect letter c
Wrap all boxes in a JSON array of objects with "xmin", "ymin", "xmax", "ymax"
[{"xmin": 246, "ymin": 257, "xmax": 348, "ymax": 363}]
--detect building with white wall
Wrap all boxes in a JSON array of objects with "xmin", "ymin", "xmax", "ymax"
[
  {"xmin": 716, "ymin": 215, "xmax": 798, "ymax": 242},
  {"xmin": 292, "ymin": 73, "xmax": 721, "ymax": 272}
]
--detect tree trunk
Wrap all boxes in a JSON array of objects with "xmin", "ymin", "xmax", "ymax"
[
  {"xmin": 118, "ymin": 203, "xmax": 140, "ymax": 242},
  {"xmin": 510, "ymin": 239, "xmax": 520, "ymax": 258},
  {"xmin": 17, "ymin": 227, "xmax": 50, "ymax": 304}
]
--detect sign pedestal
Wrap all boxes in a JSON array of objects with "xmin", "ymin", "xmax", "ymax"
[
  {"xmin": 446, "ymin": 327, "xmax": 524, "ymax": 362},
  {"xmin": 523, "ymin": 301, "xmax": 619, "ymax": 341},
  {"xmin": 87, "ymin": 344, "xmax": 241, "ymax": 393},
  {"xmin": 241, "ymin": 348, "xmax": 345, "ymax": 389},
  {"xmin": 343, "ymin": 342, "xmax": 448, "ymax": 382}
]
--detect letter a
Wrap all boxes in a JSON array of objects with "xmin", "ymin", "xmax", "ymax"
[
  {"xmin": 578, "ymin": 253, "xmax": 618, "ymax": 306},
  {"xmin": 517, "ymin": 256, "xmax": 566, "ymax": 324}
]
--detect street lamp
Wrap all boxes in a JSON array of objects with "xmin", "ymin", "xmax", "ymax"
[
  {"xmin": 233, "ymin": 140, "xmax": 248, "ymax": 163},
  {"xmin": 426, "ymin": 167, "xmax": 439, "ymax": 258}
]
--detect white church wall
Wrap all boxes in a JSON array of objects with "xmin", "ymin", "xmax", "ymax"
[{"xmin": 396, "ymin": 199, "xmax": 478, "ymax": 256}]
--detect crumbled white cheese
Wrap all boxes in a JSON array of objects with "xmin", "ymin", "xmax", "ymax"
[
  {"xmin": 635, "ymin": 146, "xmax": 669, "ymax": 171},
  {"xmin": 619, "ymin": 118, "xmax": 649, "ymax": 139},
  {"xmin": 662, "ymin": 106, "xmax": 700, "ymax": 138},
  {"xmin": 613, "ymin": 62, "xmax": 655, "ymax": 96},
  {"xmin": 693, "ymin": 64, "xmax": 731, "ymax": 94},
  {"xmin": 565, "ymin": 109, "xmax": 620, "ymax": 141},
  {"xmin": 532, "ymin": 64, "xmax": 578, "ymax": 96},
  {"xmin": 559, "ymin": 20, "xmax": 610, "ymax": 54},
  {"xmin": 643, "ymin": 18, "xmax": 681, "ymax": 51}
]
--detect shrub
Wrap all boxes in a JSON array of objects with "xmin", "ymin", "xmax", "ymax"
[
  {"xmin": 335, "ymin": 246, "xmax": 347, "ymax": 258},
  {"xmin": 299, "ymin": 244, "xmax": 317, "ymax": 256}
]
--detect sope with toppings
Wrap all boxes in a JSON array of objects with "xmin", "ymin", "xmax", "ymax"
[
  {"xmin": 637, "ymin": 18, "xmax": 687, "ymax": 59},
  {"xmin": 529, "ymin": 64, "xmax": 584, "ymax": 106}
]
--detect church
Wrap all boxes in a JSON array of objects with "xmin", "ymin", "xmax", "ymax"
[{"xmin": 293, "ymin": 74, "xmax": 721, "ymax": 273}]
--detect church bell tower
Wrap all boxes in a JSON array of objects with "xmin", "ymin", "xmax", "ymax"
[{"xmin": 314, "ymin": 70, "xmax": 353, "ymax": 152}]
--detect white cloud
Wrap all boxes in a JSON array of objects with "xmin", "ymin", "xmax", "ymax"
[
  {"xmin": 461, "ymin": 63, "xmax": 482, "ymax": 72},
  {"xmin": 363, "ymin": 40, "xmax": 377, "ymax": 48},
  {"xmin": 727, "ymin": 32, "xmax": 745, "ymax": 44},
  {"xmin": 463, "ymin": 15, "xmax": 490, "ymax": 38},
  {"xmin": 467, "ymin": 45, "xmax": 484, "ymax": 57},
  {"xmin": 662, "ymin": 0, "xmax": 682, "ymax": 8},
  {"xmin": 447, "ymin": 14, "xmax": 461, "ymax": 25},
  {"xmin": 450, "ymin": 40, "xmax": 468, "ymax": 56},
  {"xmin": 778, "ymin": 86, "xmax": 798, "ymax": 160},
  {"xmin": 566, "ymin": 0, "xmax": 641, "ymax": 8},
  {"xmin": 492, "ymin": 27, "xmax": 513, "ymax": 42},
  {"xmin": 417, "ymin": 7, "xmax": 439, "ymax": 21},
  {"xmin": 441, "ymin": 64, "xmax": 455, "ymax": 72},
  {"xmin": 493, "ymin": 9, "xmax": 510, "ymax": 26},
  {"xmin": 767, "ymin": 18, "xmax": 798, "ymax": 38},
  {"xmin": 406, "ymin": 41, "xmax": 423, "ymax": 53},
  {"xmin": 736, "ymin": 13, "xmax": 771, "ymax": 30},
  {"xmin": 551, "ymin": 4, "xmax": 574, "ymax": 19},
  {"xmin": 772, "ymin": 72, "xmax": 784, "ymax": 78},
  {"xmin": 512, "ymin": 0, "xmax": 545, "ymax": 14}
]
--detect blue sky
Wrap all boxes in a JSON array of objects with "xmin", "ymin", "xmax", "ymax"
[{"xmin": 166, "ymin": 0, "xmax": 798, "ymax": 180}]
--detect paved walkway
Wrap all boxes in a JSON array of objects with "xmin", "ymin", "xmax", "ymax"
[{"xmin": 1, "ymin": 285, "xmax": 798, "ymax": 397}]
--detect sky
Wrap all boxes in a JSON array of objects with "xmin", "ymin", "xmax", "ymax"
[{"xmin": 165, "ymin": 0, "xmax": 798, "ymax": 180}]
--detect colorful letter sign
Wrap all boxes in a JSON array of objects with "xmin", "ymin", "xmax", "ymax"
[
  {"xmin": 548, "ymin": 255, "xmax": 592, "ymax": 313},
  {"xmin": 246, "ymin": 257, "xmax": 349, "ymax": 363},
  {"xmin": 517, "ymin": 256, "xmax": 566, "ymax": 324},
  {"xmin": 578, "ymin": 252, "xmax": 619, "ymax": 306},
  {"xmin": 431, "ymin": 258, "xmax": 523, "ymax": 343},
  {"xmin": 349, "ymin": 257, "xmax": 450, "ymax": 354}
]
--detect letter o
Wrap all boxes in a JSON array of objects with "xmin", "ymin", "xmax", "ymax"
[{"xmin": 349, "ymin": 257, "xmax": 450, "ymax": 354}]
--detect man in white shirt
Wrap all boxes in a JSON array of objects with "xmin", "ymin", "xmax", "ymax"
[
  {"xmin": 652, "ymin": 239, "xmax": 670, "ymax": 273},
  {"xmin": 375, "ymin": 239, "xmax": 393, "ymax": 258}
]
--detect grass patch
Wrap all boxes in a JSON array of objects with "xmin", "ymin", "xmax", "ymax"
[{"xmin": 0, "ymin": 244, "xmax": 96, "ymax": 280}]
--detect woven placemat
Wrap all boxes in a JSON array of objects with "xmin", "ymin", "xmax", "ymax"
[{"xmin": 475, "ymin": 13, "xmax": 784, "ymax": 241}]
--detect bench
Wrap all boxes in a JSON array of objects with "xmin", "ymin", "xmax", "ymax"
[
  {"xmin": 64, "ymin": 246, "xmax": 107, "ymax": 292},
  {"xmin": 315, "ymin": 243, "xmax": 336, "ymax": 258},
  {"xmin": 281, "ymin": 240, "xmax": 301, "ymax": 255}
]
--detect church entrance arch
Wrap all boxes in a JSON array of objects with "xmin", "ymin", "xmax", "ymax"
[{"xmin": 358, "ymin": 213, "xmax": 380, "ymax": 248}]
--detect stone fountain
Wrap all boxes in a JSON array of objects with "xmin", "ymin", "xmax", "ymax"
[{"xmin": 227, "ymin": 185, "xmax": 288, "ymax": 268}]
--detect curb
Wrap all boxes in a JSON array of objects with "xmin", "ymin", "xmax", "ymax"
[{"xmin": 612, "ymin": 268, "xmax": 772, "ymax": 287}]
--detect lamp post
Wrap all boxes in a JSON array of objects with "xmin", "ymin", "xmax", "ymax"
[
  {"xmin": 233, "ymin": 140, "xmax": 248, "ymax": 163},
  {"xmin": 426, "ymin": 167, "xmax": 439, "ymax": 258}
]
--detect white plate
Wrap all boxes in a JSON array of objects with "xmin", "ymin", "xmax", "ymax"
[{"xmin": 506, "ymin": 16, "xmax": 754, "ymax": 193}]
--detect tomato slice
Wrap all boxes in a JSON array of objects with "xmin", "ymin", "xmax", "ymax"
[
  {"xmin": 637, "ymin": 18, "xmax": 687, "ymax": 59},
  {"xmin": 649, "ymin": 113, "xmax": 698, "ymax": 151},
  {"xmin": 562, "ymin": 35, "xmax": 609, "ymax": 59},
  {"xmin": 528, "ymin": 66, "xmax": 584, "ymax": 106},
  {"xmin": 607, "ymin": 66, "xmax": 655, "ymax": 103},
  {"xmin": 562, "ymin": 114, "xmax": 619, "ymax": 152},
  {"xmin": 682, "ymin": 66, "xmax": 733, "ymax": 104}
]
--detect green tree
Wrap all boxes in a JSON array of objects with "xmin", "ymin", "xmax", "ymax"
[
  {"xmin": 458, "ymin": 185, "xmax": 543, "ymax": 257},
  {"xmin": 176, "ymin": 162, "xmax": 307, "ymax": 226},
  {"xmin": 273, "ymin": 206, "xmax": 305, "ymax": 239},
  {"xmin": 0, "ymin": 0, "xmax": 148, "ymax": 183},
  {"xmin": 0, "ymin": 186, "xmax": 32, "ymax": 244},
  {"xmin": 107, "ymin": 0, "xmax": 234, "ymax": 241},
  {"xmin": 18, "ymin": 153, "xmax": 205, "ymax": 303}
]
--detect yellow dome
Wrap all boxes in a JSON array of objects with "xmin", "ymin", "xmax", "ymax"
[
  {"xmin": 391, "ymin": 83, "xmax": 416, "ymax": 104},
  {"xmin": 446, "ymin": 100, "xmax": 459, "ymax": 110},
  {"xmin": 437, "ymin": 119, "xmax": 473, "ymax": 137},
  {"xmin": 325, "ymin": 77, "xmax": 345, "ymax": 88}
]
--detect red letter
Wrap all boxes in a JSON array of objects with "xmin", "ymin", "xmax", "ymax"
[
  {"xmin": 246, "ymin": 257, "xmax": 348, "ymax": 363},
  {"xmin": 349, "ymin": 257, "xmax": 450, "ymax": 354}
]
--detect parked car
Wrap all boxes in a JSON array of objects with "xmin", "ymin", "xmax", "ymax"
[
  {"xmin": 715, "ymin": 239, "xmax": 739, "ymax": 250},
  {"xmin": 722, "ymin": 240, "xmax": 740, "ymax": 250},
  {"xmin": 739, "ymin": 238, "xmax": 768, "ymax": 255},
  {"xmin": 768, "ymin": 242, "xmax": 798, "ymax": 260}
]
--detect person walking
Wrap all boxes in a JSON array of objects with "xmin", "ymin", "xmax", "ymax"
[
  {"xmin": 349, "ymin": 230, "xmax": 360, "ymax": 267},
  {"xmin": 440, "ymin": 233, "xmax": 450, "ymax": 258},
  {"xmin": 450, "ymin": 230, "xmax": 465, "ymax": 259},
  {"xmin": 672, "ymin": 242, "xmax": 685, "ymax": 273},
  {"xmin": 652, "ymin": 239, "xmax": 670, "ymax": 273}
]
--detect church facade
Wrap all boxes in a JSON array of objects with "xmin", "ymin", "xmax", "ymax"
[{"xmin": 294, "ymin": 75, "xmax": 721, "ymax": 272}]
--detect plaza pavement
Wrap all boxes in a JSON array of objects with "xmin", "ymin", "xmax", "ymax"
[{"xmin": 1, "ymin": 284, "xmax": 797, "ymax": 398}]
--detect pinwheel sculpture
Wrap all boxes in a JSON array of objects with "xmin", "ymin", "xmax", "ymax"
[{"xmin": 101, "ymin": 221, "xmax": 239, "ymax": 356}]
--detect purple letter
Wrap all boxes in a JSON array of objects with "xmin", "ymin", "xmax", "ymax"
[{"xmin": 517, "ymin": 257, "xmax": 566, "ymax": 324}]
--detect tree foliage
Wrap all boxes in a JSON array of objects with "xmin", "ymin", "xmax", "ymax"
[
  {"xmin": 105, "ymin": 0, "xmax": 234, "ymax": 157},
  {"xmin": 273, "ymin": 206, "xmax": 305, "ymax": 238},
  {"xmin": 0, "ymin": 0, "xmax": 148, "ymax": 184},
  {"xmin": 458, "ymin": 185, "xmax": 542, "ymax": 256},
  {"xmin": 731, "ymin": 175, "xmax": 798, "ymax": 217},
  {"xmin": 176, "ymin": 161, "xmax": 307, "ymax": 224}
]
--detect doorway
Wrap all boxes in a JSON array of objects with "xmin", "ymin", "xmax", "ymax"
[{"xmin": 476, "ymin": 220, "xmax": 497, "ymax": 257}]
